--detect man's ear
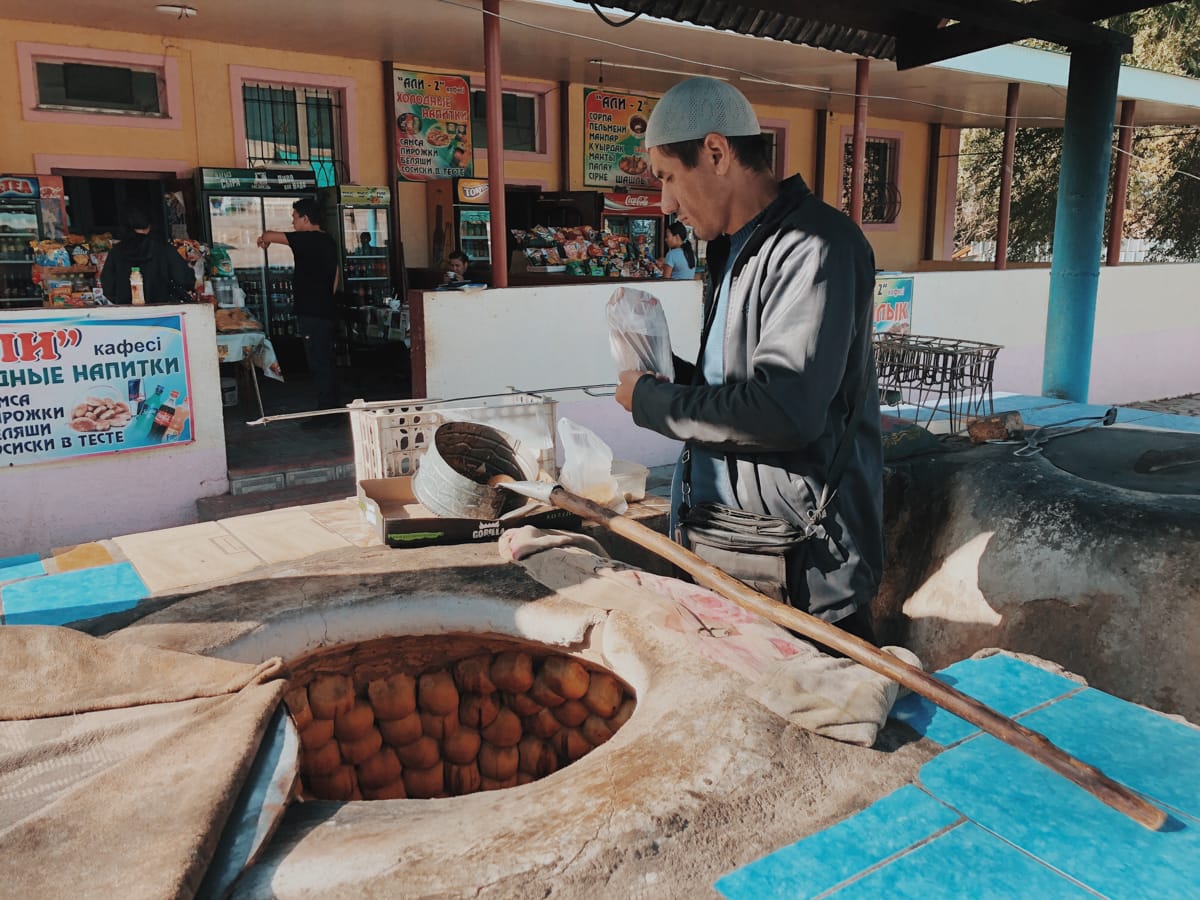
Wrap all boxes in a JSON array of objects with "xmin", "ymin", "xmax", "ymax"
[{"xmin": 703, "ymin": 132, "xmax": 732, "ymax": 174}]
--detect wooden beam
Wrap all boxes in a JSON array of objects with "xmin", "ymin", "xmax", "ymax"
[
  {"xmin": 850, "ymin": 59, "xmax": 869, "ymax": 225},
  {"xmin": 996, "ymin": 83, "xmax": 1020, "ymax": 271},
  {"xmin": 922, "ymin": 122, "xmax": 941, "ymax": 261},
  {"xmin": 897, "ymin": 16, "xmax": 1130, "ymax": 70},
  {"xmin": 1106, "ymin": 99, "xmax": 1136, "ymax": 267}
]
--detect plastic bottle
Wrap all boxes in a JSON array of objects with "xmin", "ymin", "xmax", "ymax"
[
  {"xmin": 149, "ymin": 390, "xmax": 181, "ymax": 441},
  {"xmin": 130, "ymin": 267, "xmax": 145, "ymax": 306},
  {"xmin": 163, "ymin": 398, "xmax": 188, "ymax": 442}
]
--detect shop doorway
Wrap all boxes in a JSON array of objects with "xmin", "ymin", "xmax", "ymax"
[{"xmin": 58, "ymin": 173, "xmax": 168, "ymax": 237}]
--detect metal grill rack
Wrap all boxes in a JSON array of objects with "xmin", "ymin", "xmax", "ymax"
[{"xmin": 874, "ymin": 334, "xmax": 1002, "ymax": 432}]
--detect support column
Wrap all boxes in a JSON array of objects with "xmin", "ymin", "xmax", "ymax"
[
  {"xmin": 1042, "ymin": 44, "xmax": 1121, "ymax": 401},
  {"xmin": 995, "ymin": 82, "xmax": 1020, "ymax": 270},
  {"xmin": 849, "ymin": 59, "xmax": 869, "ymax": 225},
  {"xmin": 483, "ymin": 0, "xmax": 508, "ymax": 288},
  {"xmin": 1106, "ymin": 99, "xmax": 1136, "ymax": 267},
  {"xmin": 923, "ymin": 123, "xmax": 941, "ymax": 261}
]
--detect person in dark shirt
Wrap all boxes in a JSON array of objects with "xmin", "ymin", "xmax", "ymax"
[
  {"xmin": 258, "ymin": 198, "xmax": 340, "ymax": 427},
  {"xmin": 100, "ymin": 207, "xmax": 195, "ymax": 304}
]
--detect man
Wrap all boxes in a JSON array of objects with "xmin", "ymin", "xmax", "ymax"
[
  {"xmin": 614, "ymin": 78, "xmax": 883, "ymax": 641},
  {"xmin": 258, "ymin": 198, "xmax": 340, "ymax": 428},
  {"xmin": 443, "ymin": 249, "xmax": 471, "ymax": 284},
  {"xmin": 100, "ymin": 207, "xmax": 194, "ymax": 304}
]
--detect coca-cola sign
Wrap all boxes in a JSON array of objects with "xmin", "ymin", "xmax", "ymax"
[{"xmin": 603, "ymin": 192, "xmax": 663, "ymax": 217}]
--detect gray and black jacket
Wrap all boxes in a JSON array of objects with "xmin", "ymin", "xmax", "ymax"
[{"xmin": 631, "ymin": 175, "xmax": 884, "ymax": 622}]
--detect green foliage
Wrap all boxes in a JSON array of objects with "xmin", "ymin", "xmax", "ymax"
[{"xmin": 955, "ymin": 3, "xmax": 1200, "ymax": 262}]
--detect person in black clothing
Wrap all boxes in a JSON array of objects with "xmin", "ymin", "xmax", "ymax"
[
  {"xmin": 257, "ymin": 198, "xmax": 340, "ymax": 427},
  {"xmin": 100, "ymin": 207, "xmax": 195, "ymax": 304}
]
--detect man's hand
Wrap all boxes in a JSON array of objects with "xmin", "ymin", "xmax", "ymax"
[
  {"xmin": 256, "ymin": 234, "xmax": 268, "ymax": 250},
  {"xmin": 616, "ymin": 369, "xmax": 654, "ymax": 412}
]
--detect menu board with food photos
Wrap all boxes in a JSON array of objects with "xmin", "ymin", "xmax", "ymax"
[
  {"xmin": 393, "ymin": 69, "xmax": 474, "ymax": 182},
  {"xmin": 0, "ymin": 312, "xmax": 194, "ymax": 466},
  {"xmin": 583, "ymin": 89, "xmax": 660, "ymax": 190}
]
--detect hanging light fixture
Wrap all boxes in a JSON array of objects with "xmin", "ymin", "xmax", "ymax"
[{"xmin": 155, "ymin": 4, "xmax": 198, "ymax": 18}]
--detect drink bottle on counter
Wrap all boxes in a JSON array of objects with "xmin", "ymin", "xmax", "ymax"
[
  {"xmin": 130, "ymin": 267, "xmax": 145, "ymax": 306},
  {"xmin": 149, "ymin": 390, "xmax": 181, "ymax": 441}
]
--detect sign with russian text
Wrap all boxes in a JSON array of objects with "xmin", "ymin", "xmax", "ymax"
[
  {"xmin": 197, "ymin": 167, "xmax": 317, "ymax": 192},
  {"xmin": 338, "ymin": 185, "xmax": 390, "ymax": 205},
  {"xmin": 584, "ymin": 89, "xmax": 659, "ymax": 190},
  {"xmin": 0, "ymin": 313, "xmax": 194, "ymax": 466},
  {"xmin": 874, "ymin": 274, "xmax": 913, "ymax": 334},
  {"xmin": 0, "ymin": 176, "xmax": 38, "ymax": 198},
  {"xmin": 393, "ymin": 69, "xmax": 474, "ymax": 182}
]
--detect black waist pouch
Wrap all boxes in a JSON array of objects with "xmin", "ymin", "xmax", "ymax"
[{"xmin": 679, "ymin": 503, "xmax": 820, "ymax": 604}]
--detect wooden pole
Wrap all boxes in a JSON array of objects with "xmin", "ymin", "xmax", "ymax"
[
  {"xmin": 996, "ymin": 82, "xmax": 1020, "ymax": 270},
  {"xmin": 850, "ymin": 59, "xmax": 869, "ymax": 225},
  {"xmin": 483, "ymin": 0, "xmax": 508, "ymax": 288},
  {"xmin": 540, "ymin": 483, "xmax": 1167, "ymax": 832},
  {"xmin": 1107, "ymin": 99, "xmax": 1136, "ymax": 267}
]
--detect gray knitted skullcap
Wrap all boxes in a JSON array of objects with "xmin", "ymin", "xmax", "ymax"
[{"xmin": 645, "ymin": 77, "xmax": 761, "ymax": 149}]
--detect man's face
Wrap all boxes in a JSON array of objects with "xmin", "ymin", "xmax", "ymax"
[
  {"xmin": 650, "ymin": 141, "xmax": 727, "ymax": 242},
  {"xmin": 448, "ymin": 257, "xmax": 468, "ymax": 276}
]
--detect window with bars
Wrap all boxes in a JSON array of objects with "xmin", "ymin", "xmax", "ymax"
[
  {"xmin": 242, "ymin": 83, "xmax": 346, "ymax": 186},
  {"xmin": 841, "ymin": 136, "xmax": 901, "ymax": 224},
  {"xmin": 469, "ymin": 91, "xmax": 540, "ymax": 152}
]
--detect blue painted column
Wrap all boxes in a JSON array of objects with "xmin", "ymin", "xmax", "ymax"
[{"xmin": 1042, "ymin": 44, "xmax": 1122, "ymax": 401}]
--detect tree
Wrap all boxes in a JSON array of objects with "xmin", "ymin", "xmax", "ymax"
[{"xmin": 955, "ymin": 3, "xmax": 1200, "ymax": 262}]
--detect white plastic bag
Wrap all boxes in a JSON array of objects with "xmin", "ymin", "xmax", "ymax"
[
  {"xmin": 557, "ymin": 418, "xmax": 626, "ymax": 513},
  {"xmin": 606, "ymin": 287, "xmax": 675, "ymax": 381}
]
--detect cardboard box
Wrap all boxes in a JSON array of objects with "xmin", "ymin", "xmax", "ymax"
[{"xmin": 357, "ymin": 477, "xmax": 580, "ymax": 548}]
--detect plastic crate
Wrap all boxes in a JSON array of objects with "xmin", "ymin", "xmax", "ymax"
[{"xmin": 348, "ymin": 393, "xmax": 558, "ymax": 482}]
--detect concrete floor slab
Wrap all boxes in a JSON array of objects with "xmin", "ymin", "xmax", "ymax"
[
  {"xmin": 113, "ymin": 522, "xmax": 266, "ymax": 593},
  {"xmin": 218, "ymin": 507, "xmax": 354, "ymax": 564},
  {"xmin": 303, "ymin": 498, "xmax": 382, "ymax": 547}
]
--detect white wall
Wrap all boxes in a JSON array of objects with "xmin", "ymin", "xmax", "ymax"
[
  {"xmin": 911, "ymin": 263, "xmax": 1200, "ymax": 403},
  {"xmin": 417, "ymin": 263, "xmax": 1198, "ymax": 471},
  {"xmin": 420, "ymin": 281, "xmax": 704, "ymax": 467},
  {"xmin": 2, "ymin": 304, "xmax": 228, "ymax": 557}
]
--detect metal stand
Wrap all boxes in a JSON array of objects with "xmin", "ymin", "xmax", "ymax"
[{"xmin": 875, "ymin": 334, "xmax": 1002, "ymax": 432}]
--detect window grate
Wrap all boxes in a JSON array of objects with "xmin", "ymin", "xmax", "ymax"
[
  {"xmin": 243, "ymin": 82, "xmax": 346, "ymax": 186},
  {"xmin": 842, "ymin": 137, "xmax": 901, "ymax": 224}
]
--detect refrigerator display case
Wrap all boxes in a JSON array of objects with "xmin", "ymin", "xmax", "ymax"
[
  {"xmin": 426, "ymin": 178, "xmax": 491, "ymax": 272},
  {"xmin": 0, "ymin": 175, "xmax": 46, "ymax": 309},
  {"xmin": 602, "ymin": 193, "xmax": 664, "ymax": 260},
  {"xmin": 318, "ymin": 185, "xmax": 393, "ymax": 305},
  {"xmin": 195, "ymin": 167, "xmax": 317, "ymax": 342}
]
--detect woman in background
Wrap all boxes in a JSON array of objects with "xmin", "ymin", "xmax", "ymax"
[{"xmin": 661, "ymin": 220, "xmax": 696, "ymax": 280}]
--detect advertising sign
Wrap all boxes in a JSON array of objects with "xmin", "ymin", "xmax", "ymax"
[
  {"xmin": 583, "ymin": 89, "xmax": 660, "ymax": 190},
  {"xmin": 603, "ymin": 192, "xmax": 664, "ymax": 217},
  {"xmin": 338, "ymin": 185, "xmax": 390, "ymax": 205},
  {"xmin": 874, "ymin": 274, "xmax": 913, "ymax": 334},
  {"xmin": 393, "ymin": 69, "xmax": 474, "ymax": 182},
  {"xmin": 0, "ymin": 313, "xmax": 194, "ymax": 466},
  {"xmin": 0, "ymin": 176, "xmax": 38, "ymax": 198},
  {"xmin": 197, "ymin": 167, "xmax": 317, "ymax": 192},
  {"xmin": 455, "ymin": 178, "xmax": 489, "ymax": 204}
]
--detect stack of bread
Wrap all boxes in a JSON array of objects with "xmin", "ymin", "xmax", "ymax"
[{"xmin": 286, "ymin": 650, "xmax": 635, "ymax": 801}]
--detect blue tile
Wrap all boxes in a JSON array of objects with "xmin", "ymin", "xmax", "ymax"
[
  {"xmin": 1018, "ymin": 689, "xmax": 1200, "ymax": 821},
  {"xmin": 0, "ymin": 555, "xmax": 45, "ymax": 586},
  {"xmin": 1017, "ymin": 403, "xmax": 1152, "ymax": 427},
  {"xmin": 918, "ymin": 735, "xmax": 1200, "ymax": 898},
  {"xmin": 1133, "ymin": 414, "xmax": 1200, "ymax": 434},
  {"xmin": 985, "ymin": 395, "xmax": 1072, "ymax": 415},
  {"xmin": 1, "ymin": 562, "xmax": 149, "ymax": 626},
  {"xmin": 829, "ymin": 821, "xmax": 1094, "ymax": 899},
  {"xmin": 714, "ymin": 785, "xmax": 961, "ymax": 899},
  {"xmin": 890, "ymin": 655, "xmax": 1079, "ymax": 745}
]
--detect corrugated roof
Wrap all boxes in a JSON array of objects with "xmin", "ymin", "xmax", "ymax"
[
  {"xmin": 573, "ymin": 1, "xmax": 1170, "ymax": 67},
  {"xmin": 583, "ymin": 1, "xmax": 899, "ymax": 60}
]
